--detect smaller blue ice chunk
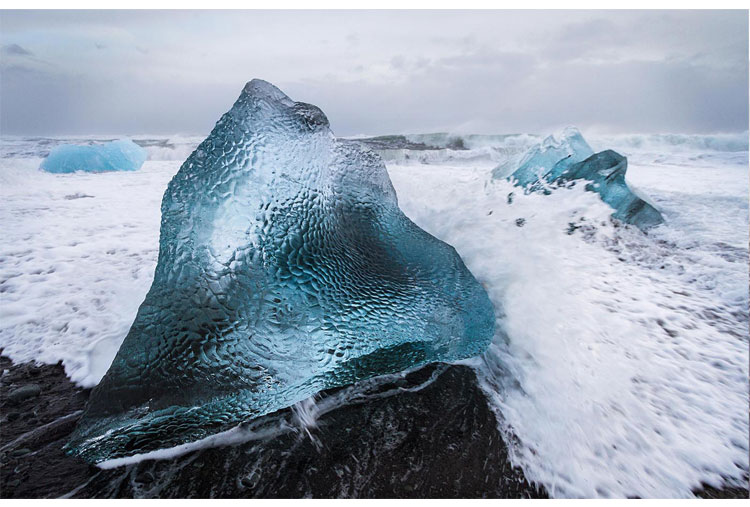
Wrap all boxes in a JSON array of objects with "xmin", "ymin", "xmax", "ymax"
[
  {"xmin": 560, "ymin": 150, "xmax": 664, "ymax": 228},
  {"xmin": 500, "ymin": 127, "xmax": 663, "ymax": 229},
  {"xmin": 500, "ymin": 127, "xmax": 593, "ymax": 185},
  {"xmin": 40, "ymin": 139, "xmax": 147, "ymax": 173}
]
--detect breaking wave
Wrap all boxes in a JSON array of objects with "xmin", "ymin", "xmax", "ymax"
[{"xmin": 590, "ymin": 131, "xmax": 749, "ymax": 154}]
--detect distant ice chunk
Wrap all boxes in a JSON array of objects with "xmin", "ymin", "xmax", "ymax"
[
  {"xmin": 67, "ymin": 79, "xmax": 495, "ymax": 463},
  {"xmin": 498, "ymin": 127, "xmax": 663, "ymax": 229},
  {"xmin": 40, "ymin": 139, "xmax": 146, "ymax": 173}
]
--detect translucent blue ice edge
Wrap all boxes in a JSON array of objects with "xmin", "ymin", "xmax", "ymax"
[
  {"xmin": 498, "ymin": 127, "xmax": 664, "ymax": 230},
  {"xmin": 67, "ymin": 80, "xmax": 495, "ymax": 463},
  {"xmin": 40, "ymin": 139, "xmax": 146, "ymax": 173}
]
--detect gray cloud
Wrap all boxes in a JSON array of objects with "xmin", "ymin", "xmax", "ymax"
[
  {"xmin": 2, "ymin": 43, "xmax": 33, "ymax": 56},
  {"xmin": 0, "ymin": 10, "xmax": 747, "ymax": 136}
]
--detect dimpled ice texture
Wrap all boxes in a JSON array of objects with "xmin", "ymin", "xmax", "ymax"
[
  {"xmin": 40, "ymin": 139, "xmax": 147, "ymax": 173},
  {"xmin": 67, "ymin": 79, "xmax": 495, "ymax": 463}
]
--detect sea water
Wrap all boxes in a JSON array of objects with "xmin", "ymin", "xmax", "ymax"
[{"xmin": 1, "ymin": 132, "xmax": 747, "ymax": 497}]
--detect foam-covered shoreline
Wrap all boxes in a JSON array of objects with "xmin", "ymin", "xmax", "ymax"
[
  {"xmin": 2, "ymin": 354, "xmax": 746, "ymax": 498},
  {"xmin": 1, "ymin": 132, "xmax": 748, "ymax": 497},
  {"xmin": 3, "ymin": 131, "xmax": 746, "ymax": 164}
]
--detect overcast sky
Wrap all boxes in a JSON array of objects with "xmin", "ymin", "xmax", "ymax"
[{"xmin": 0, "ymin": 10, "xmax": 747, "ymax": 136}]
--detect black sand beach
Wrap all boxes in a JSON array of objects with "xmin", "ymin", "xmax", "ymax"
[
  {"xmin": 2, "ymin": 354, "xmax": 748, "ymax": 499},
  {"xmin": 1, "ymin": 354, "xmax": 546, "ymax": 498}
]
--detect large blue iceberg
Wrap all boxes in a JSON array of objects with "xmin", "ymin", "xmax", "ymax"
[
  {"xmin": 68, "ymin": 80, "xmax": 495, "ymax": 462},
  {"xmin": 40, "ymin": 139, "xmax": 146, "ymax": 173},
  {"xmin": 499, "ymin": 127, "xmax": 663, "ymax": 229}
]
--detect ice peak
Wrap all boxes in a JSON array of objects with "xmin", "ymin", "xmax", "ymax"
[
  {"xmin": 236, "ymin": 79, "xmax": 329, "ymax": 131},
  {"xmin": 241, "ymin": 78, "xmax": 294, "ymax": 105},
  {"xmin": 542, "ymin": 126, "xmax": 586, "ymax": 150},
  {"xmin": 559, "ymin": 125, "xmax": 582, "ymax": 138}
]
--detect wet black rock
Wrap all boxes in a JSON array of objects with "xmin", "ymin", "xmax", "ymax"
[
  {"xmin": 1, "ymin": 355, "xmax": 746, "ymax": 499},
  {"xmin": 0, "ymin": 355, "xmax": 93, "ymax": 498},
  {"xmin": 0, "ymin": 355, "xmax": 544, "ymax": 499},
  {"xmin": 78, "ymin": 365, "xmax": 545, "ymax": 499},
  {"xmin": 355, "ymin": 135, "xmax": 444, "ymax": 151},
  {"xmin": 7, "ymin": 384, "xmax": 42, "ymax": 404}
]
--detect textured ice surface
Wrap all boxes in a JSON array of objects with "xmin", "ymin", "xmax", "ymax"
[
  {"xmin": 500, "ymin": 128, "xmax": 663, "ymax": 229},
  {"xmin": 40, "ymin": 139, "xmax": 146, "ymax": 173},
  {"xmin": 66, "ymin": 80, "xmax": 495, "ymax": 462}
]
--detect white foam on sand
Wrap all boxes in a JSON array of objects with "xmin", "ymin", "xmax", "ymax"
[
  {"xmin": 1, "ymin": 135, "xmax": 747, "ymax": 497},
  {"xmin": 0, "ymin": 158, "xmax": 178, "ymax": 386},
  {"xmin": 388, "ymin": 155, "xmax": 748, "ymax": 498}
]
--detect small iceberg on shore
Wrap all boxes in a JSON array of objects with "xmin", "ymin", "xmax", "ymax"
[
  {"xmin": 561, "ymin": 150, "xmax": 664, "ymax": 228},
  {"xmin": 497, "ymin": 127, "xmax": 663, "ymax": 229},
  {"xmin": 67, "ymin": 79, "xmax": 495, "ymax": 463},
  {"xmin": 492, "ymin": 127, "xmax": 593, "ymax": 183},
  {"xmin": 40, "ymin": 139, "xmax": 147, "ymax": 173}
]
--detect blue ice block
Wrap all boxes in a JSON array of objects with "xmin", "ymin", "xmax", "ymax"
[
  {"xmin": 502, "ymin": 128, "xmax": 663, "ymax": 229},
  {"xmin": 507, "ymin": 127, "xmax": 594, "ymax": 188},
  {"xmin": 560, "ymin": 150, "xmax": 664, "ymax": 228},
  {"xmin": 67, "ymin": 80, "xmax": 495, "ymax": 463},
  {"xmin": 40, "ymin": 139, "xmax": 146, "ymax": 173}
]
